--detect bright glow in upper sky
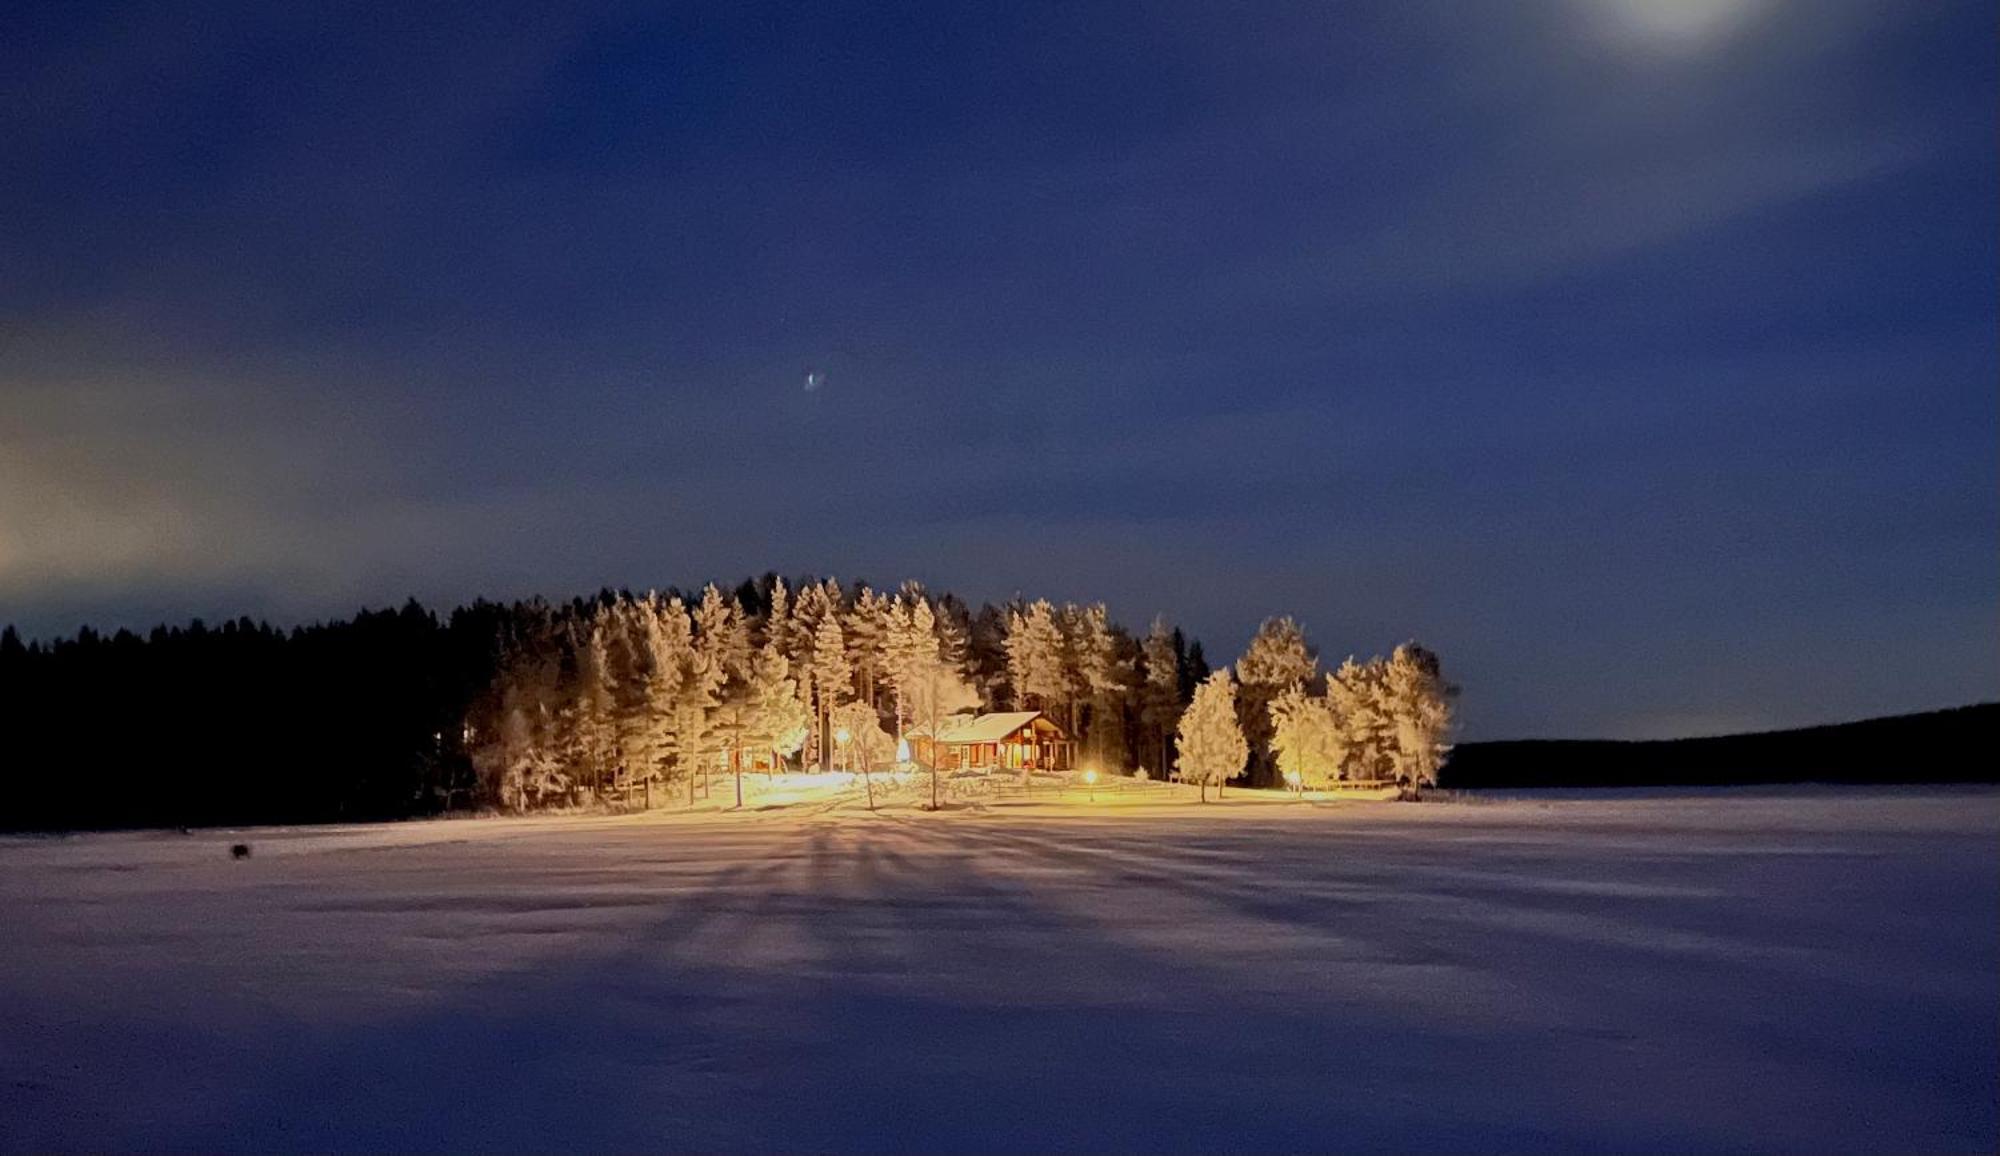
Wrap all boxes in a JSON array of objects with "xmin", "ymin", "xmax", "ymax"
[{"xmin": 1591, "ymin": 0, "xmax": 1768, "ymax": 49}]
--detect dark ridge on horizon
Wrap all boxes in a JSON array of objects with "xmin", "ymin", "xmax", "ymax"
[{"xmin": 1445, "ymin": 703, "xmax": 2000, "ymax": 789}]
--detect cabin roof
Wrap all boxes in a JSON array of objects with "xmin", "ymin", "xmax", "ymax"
[{"xmin": 905, "ymin": 710, "xmax": 1057, "ymax": 744}]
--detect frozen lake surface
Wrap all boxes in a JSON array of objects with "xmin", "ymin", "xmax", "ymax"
[{"xmin": 3, "ymin": 787, "xmax": 1995, "ymax": 1152}]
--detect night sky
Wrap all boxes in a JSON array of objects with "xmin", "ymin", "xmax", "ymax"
[{"xmin": 3, "ymin": 1, "xmax": 1994, "ymax": 740}]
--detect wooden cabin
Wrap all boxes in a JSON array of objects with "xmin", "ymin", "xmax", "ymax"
[{"xmin": 905, "ymin": 711, "xmax": 1074, "ymax": 772}]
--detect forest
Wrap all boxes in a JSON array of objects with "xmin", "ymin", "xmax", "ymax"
[{"xmin": 0, "ymin": 575, "xmax": 1454, "ymax": 830}]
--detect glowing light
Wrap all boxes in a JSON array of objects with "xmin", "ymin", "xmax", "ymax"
[
  {"xmin": 834, "ymin": 727, "xmax": 851, "ymax": 745},
  {"xmin": 1082, "ymin": 768, "xmax": 1099, "ymax": 785},
  {"xmin": 1283, "ymin": 769, "xmax": 1302, "ymax": 787},
  {"xmin": 1589, "ymin": 0, "xmax": 1762, "ymax": 51}
]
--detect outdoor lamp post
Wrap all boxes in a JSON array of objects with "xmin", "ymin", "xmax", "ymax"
[{"xmin": 1083, "ymin": 767, "xmax": 1099, "ymax": 802}]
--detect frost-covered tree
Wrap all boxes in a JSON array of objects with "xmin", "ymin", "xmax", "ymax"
[
  {"xmin": 882, "ymin": 593, "xmax": 937, "ymax": 737},
  {"xmin": 934, "ymin": 592, "xmax": 973, "ymax": 678},
  {"xmin": 605, "ymin": 600, "xmax": 660, "ymax": 801},
  {"xmin": 1268, "ymin": 685, "xmax": 1346, "ymax": 793},
  {"xmin": 447, "ymin": 574, "xmax": 1397, "ymax": 818},
  {"xmin": 1326, "ymin": 656, "xmax": 1392, "ymax": 783},
  {"xmin": 1175, "ymin": 668, "xmax": 1249, "ymax": 802},
  {"xmin": 1138, "ymin": 617, "xmax": 1183, "ymax": 779},
  {"xmin": 695, "ymin": 584, "xmax": 752, "ymax": 686},
  {"xmin": 737, "ymin": 642, "xmax": 810, "ymax": 806},
  {"xmin": 633, "ymin": 594, "xmax": 696, "ymax": 801},
  {"xmin": 766, "ymin": 577, "xmax": 806, "ymax": 669},
  {"xmin": 1381, "ymin": 643, "xmax": 1456, "ymax": 799},
  {"xmin": 903, "ymin": 654, "xmax": 980, "ymax": 809},
  {"xmin": 1235, "ymin": 617, "xmax": 1317, "ymax": 788},
  {"xmin": 1005, "ymin": 599, "xmax": 1067, "ymax": 713},
  {"xmin": 845, "ymin": 585, "xmax": 890, "ymax": 713},
  {"xmin": 810, "ymin": 613, "xmax": 852, "ymax": 772},
  {"xmin": 830, "ymin": 700, "xmax": 895, "ymax": 809},
  {"xmin": 566, "ymin": 620, "xmax": 618, "ymax": 800},
  {"xmin": 1061, "ymin": 602, "xmax": 1126, "ymax": 762},
  {"xmin": 472, "ymin": 623, "xmax": 566, "ymax": 810}
]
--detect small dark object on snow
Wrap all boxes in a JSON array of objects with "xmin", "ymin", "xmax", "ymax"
[{"xmin": 230, "ymin": 843, "xmax": 251, "ymax": 860}]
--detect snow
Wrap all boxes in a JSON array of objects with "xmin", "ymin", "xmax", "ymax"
[{"xmin": 2, "ymin": 786, "xmax": 1995, "ymax": 1152}]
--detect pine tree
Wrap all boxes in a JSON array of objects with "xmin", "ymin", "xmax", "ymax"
[
  {"xmin": 1062, "ymin": 603, "xmax": 1126, "ymax": 767},
  {"xmin": 1235, "ymin": 617, "xmax": 1317, "ymax": 787},
  {"xmin": 606, "ymin": 599, "xmax": 659, "ymax": 803},
  {"xmin": 1139, "ymin": 617, "xmax": 1182, "ymax": 779},
  {"xmin": 738, "ymin": 642, "xmax": 810, "ymax": 806},
  {"xmin": 634, "ymin": 594, "xmax": 693, "ymax": 804},
  {"xmin": 766, "ymin": 577, "xmax": 801, "ymax": 666},
  {"xmin": 967, "ymin": 602, "xmax": 1010, "ymax": 707},
  {"xmin": 570, "ymin": 618, "xmax": 618, "ymax": 800},
  {"xmin": 810, "ymin": 613, "xmax": 852, "ymax": 772},
  {"xmin": 882, "ymin": 593, "xmax": 936, "ymax": 738},
  {"xmin": 1382, "ymin": 643, "xmax": 1456, "ymax": 799},
  {"xmin": 1181, "ymin": 636, "xmax": 1210, "ymax": 700},
  {"xmin": 933, "ymin": 593, "xmax": 972, "ymax": 677},
  {"xmin": 1175, "ymin": 668, "xmax": 1249, "ymax": 802},
  {"xmin": 845, "ymin": 585, "xmax": 890, "ymax": 714},
  {"xmin": 1327, "ymin": 656, "xmax": 1393, "ymax": 783},
  {"xmin": 1005, "ymin": 599, "xmax": 1067, "ymax": 713}
]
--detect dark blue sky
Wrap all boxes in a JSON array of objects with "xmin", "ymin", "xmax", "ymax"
[{"xmin": 3, "ymin": 0, "xmax": 1994, "ymax": 739}]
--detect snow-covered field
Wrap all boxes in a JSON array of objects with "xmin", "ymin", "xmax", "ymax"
[{"xmin": 2, "ymin": 786, "xmax": 1995, "ymax": 1153}]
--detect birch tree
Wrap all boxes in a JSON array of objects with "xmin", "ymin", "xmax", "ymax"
[
  {"xmin": 830, "ymin": 700, "xmax": 895, "ymax": 809},
  {"xmin": 904, "ymin": 654, "xmax": 980, "ymax": 809},
  {"xmin": 1174, "ymin": 668, "xmax": 1249, "ymax": 802},
  {"xmin": 1268, "ymin": 685, "xmax": 1345, "ymax": 793}
]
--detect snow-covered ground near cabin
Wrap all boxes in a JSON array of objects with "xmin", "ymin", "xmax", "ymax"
[{"xmin": 1, "ymin": 785, "xmax": 1995, "ymax": 1153}]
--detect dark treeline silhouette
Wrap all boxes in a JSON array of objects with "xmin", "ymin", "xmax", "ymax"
[
  {"xmin": 0, "ymin": 599, "xmax": 507, "ymax": 831},
  {"xmin": 0, "ymin": 576, "xmax": 1214, "ymax": 832},
  {"xmin": 1442, "ymin": 704, "xmax": 2000, "ymax": 789}
]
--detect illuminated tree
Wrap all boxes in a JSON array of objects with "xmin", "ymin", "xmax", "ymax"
[
  {"xmin": 738, "ymin": 642, "xmax": 810, "ymax": 806},
  {"xmin": 566, "ymin": 619, "xmax": 618, "ymax": 800},
  {"xmin": 1269, "ymin": 685, "xmax": 1345, "ymax": 793},
  {"xmin": 830, "ymin": 700, "xmax": 895, "ymax": 809},
  {"xmin": 1138, "ymin": 617, "xmax": 1183, "ymax": 779},
  {"xmin": 695, "ymin": 584, "xmax": 752, "ymax": 686},
  {"xmin": 882, "ymin": 592, "xmax": 936, "ymax": 737},
  {"xmin": 1005, "ymin": 599, "xmax": 1067, "ymax": 713},
  {"xmin": 1175, "ymin": 668, "xmax": 1249, "ymax": 802},
  {"xmin": 810, "ymin": 613, "xmax": 852, "ymax": 772},
  {"xmin": 845, "ymin": 585, "xmax": 891, "ymax": 714},
  {"xmin": 1326, "ymin": 656, "xmax": 1392, "ymax": 782},
  {"xmin": 1061, "ymin": 602, "xmax": 1127, "ymax": 763},
  {"xmin": 1235, "ymin": 616, "xmax": 1317, "ymax": 787},
  {"xmin": 1382, "ymin": 643, "xmax": 1456, "ymax": 799},
  {"xmin": 904, "ymin": 654, "xmax": 980, "ymax": 809}
]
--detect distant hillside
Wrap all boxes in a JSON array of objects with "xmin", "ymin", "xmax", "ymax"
[{"xmin": 1442, "ymin": 704, "xmax": 1999, "ymax": 789}]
